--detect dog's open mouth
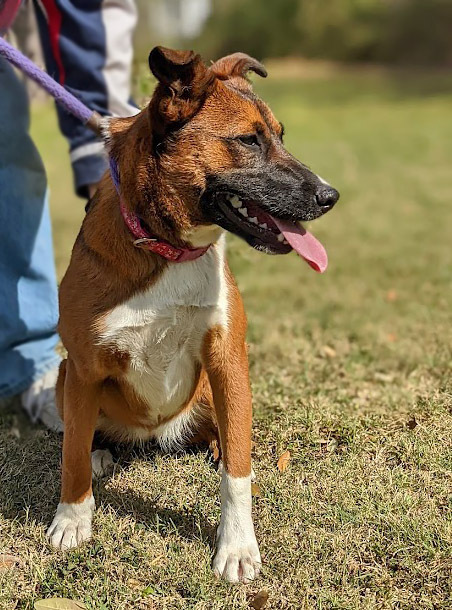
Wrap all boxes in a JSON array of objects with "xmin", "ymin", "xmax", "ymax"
[{"xmin": 216, "ymin": 193, "xmax": 328, "ymax": 273}]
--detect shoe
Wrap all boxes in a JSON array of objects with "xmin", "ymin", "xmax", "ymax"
[{"xmin": 21, "ymin": 366, "xmax": 63, "ymax": 433}]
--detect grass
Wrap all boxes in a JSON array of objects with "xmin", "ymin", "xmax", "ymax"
[{"xmin": 1, "ymin": 63, "xmax": 452, "ymax": 609}]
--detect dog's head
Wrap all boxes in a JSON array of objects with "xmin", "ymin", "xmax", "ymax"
[{"xmin": 108, "ymin": 46, "xmax": 339, "ymax": 271}]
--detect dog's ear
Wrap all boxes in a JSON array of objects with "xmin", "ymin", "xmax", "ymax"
[
  {"xmin": 149, "ymin": 46, "xmax": 205, "ymax": 92},
  {"xmin": 210, "ymin": 53, "xmax": 267, "ymax": 81},
  {"xmin": 148, "ymin": 46, "xmax": 214, "ymax": 137}
]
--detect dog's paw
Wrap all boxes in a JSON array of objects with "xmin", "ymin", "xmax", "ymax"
[
  {"xmin": 213, "ymin": 538, "xmax": 261, "ymax": 583},
  {"xmin": 91, "ymin": 449, "xmax": 114, "ymax": 478},
  {"xmin": 47, "ymin": 495, "xmax": 95, "ymax": 550},
  {"xmin": 213, "ymin": 528, "xmax": 261, "ymax": 583}
]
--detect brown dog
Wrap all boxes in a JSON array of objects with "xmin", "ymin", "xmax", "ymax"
[{"xmin": 47, "ymin": 47, "xmax": 339, "ymax": 583}]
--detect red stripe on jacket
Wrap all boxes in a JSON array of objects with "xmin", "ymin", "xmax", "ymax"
[
  {"xmin": 0, "ymin": 0, "xmax": 22, "ymax": 32},
  {"xmin": 41, "ymin": 0, "xmax": 66, "ymax": 85}
]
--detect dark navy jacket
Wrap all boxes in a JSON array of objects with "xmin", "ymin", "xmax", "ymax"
[{"xmin": 2, "ymin": 0, "xmax": 137, "ymax": 197}]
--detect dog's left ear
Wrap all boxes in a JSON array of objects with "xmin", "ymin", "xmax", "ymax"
[
  {"xmin": 148, "ymin": 46, "xmax": 214, "ymax": 136},
  {"xmin": 210, "ymin": 53, "xmax": 267, "ymax": 81}
]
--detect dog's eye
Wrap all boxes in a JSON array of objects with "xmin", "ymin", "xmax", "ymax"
[{"xmin": 238, "ymin": 134, "xmax": 260, "ymax": 147}]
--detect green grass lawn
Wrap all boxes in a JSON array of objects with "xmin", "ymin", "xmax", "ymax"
[{"xmin": 1, "ymin": 64, "xmax": 451, "ymax": 609}]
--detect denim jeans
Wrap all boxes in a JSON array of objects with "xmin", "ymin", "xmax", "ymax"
[{"xmin": 0, "ymin": 57, "xmax": 60, "ymax": 398}]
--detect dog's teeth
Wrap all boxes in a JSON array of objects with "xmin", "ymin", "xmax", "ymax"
[
  {"xmin": 283, "ymin": 239, "xmax": 289, "ymax": 245},
  {"xmin": 238, "ymin": 207, "xmax": 248, "ymax": 217},
  {"xmin": 277, "ymin": 233, "xmax": 284, "ymax": 242},
  {"xmin": 249, "ymin": 217, "xmax": 258, "ymax": 224},
  {"xmin": 230, "ymin": 195, "xmax": 241, "ymax": 208},
  {"xmin": 259, "ymin": 223, "xmax": 268, "ymax": 229}
]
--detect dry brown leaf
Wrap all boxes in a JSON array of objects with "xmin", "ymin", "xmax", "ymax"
[
  {"xmin": 34, "ymin": 600, "xmax": 86, "ymax": 610},
  {"xmin": 386, "ymin": 290, "xmax": 397, "ymax": 302},
  {"xmin": 0, "ymin": 554, "xmax": 20, "ymax": 569},
  {"xmin": 251, "ymin": 483, "xmax": 262, "ymax": 497},
  {"xmin": 211, "ymin": 442, "xmax": 220, "ymax": 462},
  {"xmin": 387, "ymin": 333, "xmax": 397, "ymax": 342},
  {"xmin": 249, "ymin": 590, "xmax": 269, "ymax": 609},
  {"xmin": 277, "ymin": 450, "xmax": 291, "ymax": 472},
  {"xmin": 322, "ymin": 345, "xmax": 337, "ymax": 358}
]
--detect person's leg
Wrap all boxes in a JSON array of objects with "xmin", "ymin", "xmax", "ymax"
[{"xmin": 0, "ymin": 56, "xmax": 61, "ymax": 428}]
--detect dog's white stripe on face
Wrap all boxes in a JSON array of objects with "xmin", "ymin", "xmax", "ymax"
[
  {"xmin": 213, "ymin": 472, "xmax": 261, "ymax": 583},
  {"xmin": 47, "ymin": 495, "xmax": 95, "ymax": 549}
]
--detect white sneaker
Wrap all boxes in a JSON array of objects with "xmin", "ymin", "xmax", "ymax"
[{"xmin": 21, "ymin": 366, "xmax": 63, "ymax": 432}]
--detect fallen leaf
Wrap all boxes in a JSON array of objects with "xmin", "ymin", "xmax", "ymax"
[
  {"xmin": 210, "ymin": 440, "xmax": 220, "ymax": 462},
  {"xmin": 34, "ymin": 600, "xmax": 87, "ymax": 609},
  {"xmin": 322, "ymin": 345, "xmax": 336, "ymax": 358},
  {"xmin": 0, "ymin": 554, "xmax": 20, "ymax": 569},
  {"xmin": 386, "ymin": 290, "xmax": 397, "ymax": 302},
  {"xmin": 387, "ymin": 333, "xmax": 397, "ymax": 342},
  {"xmin": 277, "ymin": 450, "xmax": 291, "ymax": 473},
  {"xmin": 407, "ymin": 417, "xmax": 418, "ymax": 430},
  {"xmin": 249, "ymin": 590, "xmax": 269, "ymax": 609},
  {"xmin": 251, "ymin": 483, "xmax": 261, "ymax": 497}
]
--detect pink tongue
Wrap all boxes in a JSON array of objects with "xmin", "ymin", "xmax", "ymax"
[{"xmin": 272, "ymin": 218, "xmax": 328, "ymax": 273}]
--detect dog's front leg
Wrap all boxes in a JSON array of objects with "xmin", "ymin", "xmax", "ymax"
[
  {"xmin": 203, "ymin": 324, "xmax": 261, "ymax": 583},
  {"xmin": 47, "ymin": 359, "xmax": 99, "ymax": 549}
]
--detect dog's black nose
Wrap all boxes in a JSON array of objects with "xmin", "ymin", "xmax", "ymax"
[{"xmin": 315, "ymin": 185, "xmax": 339, "ymax": 209}]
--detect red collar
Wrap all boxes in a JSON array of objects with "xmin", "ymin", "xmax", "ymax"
[
  {"xmin": 110, "ymin": 157, "xmax": 210, "ymax": 263},
  {"xmin": 119, "ymin": 201, "xmax": 210, "ymax": 263}
]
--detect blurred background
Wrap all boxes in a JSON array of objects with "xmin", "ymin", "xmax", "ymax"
[{"xmin": 136, "ymin": 0, "xmax": 452, "ymax": 67}]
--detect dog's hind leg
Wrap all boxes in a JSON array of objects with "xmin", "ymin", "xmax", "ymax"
[
  {"xmin": 90, "ymin": 448, "xmax": 114, "ymax": 478},
  {"xmin": 47, "ymin": 358, "xmax": 100, "ymax": 549}
]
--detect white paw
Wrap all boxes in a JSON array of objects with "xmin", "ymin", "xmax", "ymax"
[
  {"xmin": 213, "ymin": 532, "xmax": 261, "ymax": 583},
  {"xmin": 47, "ymin": 495, "xmax": 95, "ymax": 550},
  {"xmin": 214, "ymin": 472, "xmax": 261, "ymax": 582},
  {"xmin": 91, "ymin": 449, "xmax": 114, "ymax": 478}
]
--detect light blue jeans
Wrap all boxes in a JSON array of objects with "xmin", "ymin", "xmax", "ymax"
[{"xmin": 0, "ymin": 57, "xmax": 60, "ymax": 398}]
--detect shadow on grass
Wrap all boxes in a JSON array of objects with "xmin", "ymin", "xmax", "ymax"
[
  {"xmin": 94, "ymin": 438, "xmax": 218, "ymax": 545},
  {"xmin": 0, "ymin": 400, "xmax": 216, "ymax": 546},
  {"xmin": 98, "ymin": 484, "xmax": 217, "ymax": 546}
]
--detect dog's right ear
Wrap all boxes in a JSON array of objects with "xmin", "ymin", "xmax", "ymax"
[
  {"xmin": 148, "ymin": 46, "xmax": 214, "ymax": 137},
  {"xmin": 210, "ymin": 53, "xmax": 267, "ymax": 81}
]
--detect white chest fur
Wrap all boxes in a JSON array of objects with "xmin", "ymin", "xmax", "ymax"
[{"xmin": 99, "ymin": 237, "xmax": 228, "ymax": 422}]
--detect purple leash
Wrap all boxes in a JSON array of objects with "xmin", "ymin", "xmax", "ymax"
[{"xmin": 0, "ymin": 36, "xmax": 102, "ymax": 134}]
